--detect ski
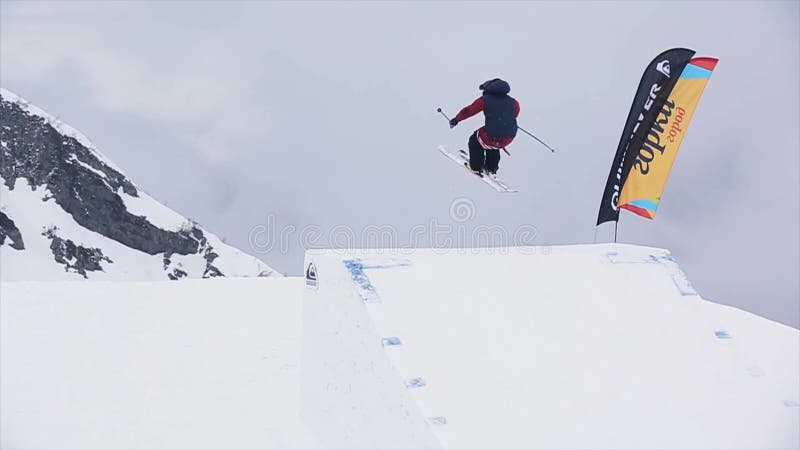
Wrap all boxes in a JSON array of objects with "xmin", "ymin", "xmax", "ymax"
[
  {"xmin": 437, "ymin": 145, "xmax": 517, "ymax": 193},
  {"xmin": 456, "ymin": 149, "xmax": 517, "ymax": 192}
]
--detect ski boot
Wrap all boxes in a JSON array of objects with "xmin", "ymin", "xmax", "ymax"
[{"xmin": 464, "ymin": 162, "xmax": 484, "ymax": 178}]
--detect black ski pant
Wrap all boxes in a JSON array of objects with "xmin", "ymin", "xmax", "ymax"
[{"xmin": 468, "ymin": 130, "xmax": 501, "ymax": 174}]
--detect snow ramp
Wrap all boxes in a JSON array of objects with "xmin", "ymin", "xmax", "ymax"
[{"xmin": 302, "ymin": 243, "xmax": 799, "ymax": 449}]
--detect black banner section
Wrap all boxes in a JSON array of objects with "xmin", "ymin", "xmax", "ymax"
[{"xmin": 596, "ymin": 48, "xmax": 695, "ymax": 225}]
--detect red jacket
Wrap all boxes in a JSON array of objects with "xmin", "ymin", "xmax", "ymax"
[{"xmin": 455, "ymin": 97, "xmax": 520, "ymax": 149}]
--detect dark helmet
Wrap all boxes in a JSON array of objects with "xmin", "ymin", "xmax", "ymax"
[{"xmin": 479, "ymin": 78, "xmax": 511, "ymax": 95}]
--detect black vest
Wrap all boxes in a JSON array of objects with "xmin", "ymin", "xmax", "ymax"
[{"xmin": 483, "ymin": 94, "xmax": 518, "ymax": 138}]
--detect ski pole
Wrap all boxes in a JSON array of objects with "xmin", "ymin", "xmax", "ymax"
[
  {"xmin": 437, "ymin": 107, "xmax": 510, "ymax": 156},
  {"xmin": 517, "ymin": 126, "xmax": 556, "ymax": 153}
]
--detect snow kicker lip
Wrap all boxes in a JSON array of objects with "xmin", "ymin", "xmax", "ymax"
[
  {"xmin": 343, "ymin": 257, "xmax": 412, "ymax": 303},
  {"xmin": 302, "ymin": 251, "xmax": 437, "ymax": 449}
]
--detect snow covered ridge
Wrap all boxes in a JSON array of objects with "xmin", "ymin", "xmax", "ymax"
[{"xmin": 0, "ymin": 88, "xmax": 279, "ymax": 280}]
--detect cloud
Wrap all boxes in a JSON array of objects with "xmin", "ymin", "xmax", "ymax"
[{"xmin": 1, "ymin": 2, "xmax": 270, "ymax": 163}]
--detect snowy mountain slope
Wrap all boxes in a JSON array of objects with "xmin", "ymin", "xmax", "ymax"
[
  {"xmin": 304, "ymin": 244, "xmax": 800, "ymax": 449},
  {"xmin": 0, "ymin": 88, "xmax": 278, "ymax": 280}
]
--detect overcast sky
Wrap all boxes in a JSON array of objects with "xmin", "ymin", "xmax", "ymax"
[{"xmin": 1, "ymin": 1, "xmax": 798, "ymax": 327}]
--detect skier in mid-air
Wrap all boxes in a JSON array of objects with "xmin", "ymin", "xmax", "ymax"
[{"xmin": 449, "ymin": 78, "xmax": 520, "ymax": 178}]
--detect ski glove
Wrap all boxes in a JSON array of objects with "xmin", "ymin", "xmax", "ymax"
[{"xmin": 449, "ymin": 118, "xmax": 458, "ymax": 128}]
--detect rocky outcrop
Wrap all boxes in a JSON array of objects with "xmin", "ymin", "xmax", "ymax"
[
  {"xmin": 0, "ymin": 211, "xmax": 24, "ymax": 250},
  {"xmin": 43, "ymin": 226, "xmax": 112, "ymax": 278}
]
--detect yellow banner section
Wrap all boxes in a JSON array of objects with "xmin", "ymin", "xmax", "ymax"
[{"xmin": 619, "ymin": 68, "xmax": 714, "ymax": 219}]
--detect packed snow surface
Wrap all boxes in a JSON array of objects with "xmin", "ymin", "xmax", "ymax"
[
  {"xmin": 2, "ymin": 244, "xmax": 798, "ymax": 449},
  {"xmin": 303, "ymin": 244, "xmax": 800, "ymax": 449},
  {"xmin": 1, "ymin": 277, "xmax": 314, "ymax": 449}
]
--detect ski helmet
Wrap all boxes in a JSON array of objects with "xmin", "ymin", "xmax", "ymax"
[{"xmin": 479, "ymin": 78, "xmax": 511, "ymax": 95}]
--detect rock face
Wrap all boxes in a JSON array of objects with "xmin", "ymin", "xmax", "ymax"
[
  {"xmin": 0, "ymin": 88, "xmax": 279, "ymax": 281},
  {"xmin": 0, "ymin": 211, "xmax": 24, "ymax": 250},
  {"xmin": 42, "ymin": 226, "xmax": 112, "ymax": 278}
]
